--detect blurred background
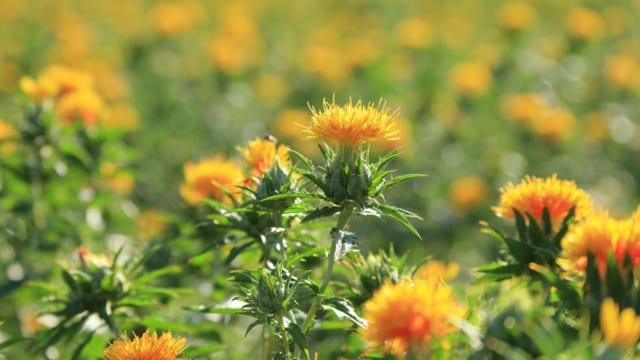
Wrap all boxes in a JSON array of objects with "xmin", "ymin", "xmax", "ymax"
[{"xmin": 1, "ymin": 0, "xmax": 640, "ymax": 269}]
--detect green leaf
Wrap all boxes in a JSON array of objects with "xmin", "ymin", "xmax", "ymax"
[
  {"xmin": 182, "ymin": 344, "xmax": 226, "ymax": 357},
  {"xmin": 302, "ymin": 206, "xmax": 341, "ymax": 223},
  {"xmin": 258, "ymin": 192, "xmax": 317, "ymax": 202},
  {"xmin": 285, "ymin": 246, "xmax": 327, "ymax": 267},
  {"xmin": 513, "ymin": 209, "xmax": 528, "ymax": 243},
  {"xmin": 0, "ymin": 337, "xmax": 29, "ymax": 350},
  {"xmin": 526, "ymin": 212, "xmax": 544, "ymax": 244},
  {"xmin": 288, "ymin": 323, "xmax": 310, "ymax": 359},
  {"xmin": 184, "ymin": 305, "xmax": 247, "ymax": 315},
  {"xmin": 605, "ymin": 253, "xmax": 625, "ymax": 300},
  {"xmin": 289, "ymin": 149, "xmax": 314, "ymax": 169},
  {"xmin": 322, "ymin": 297, "xmax": 367, "ymax": 328},
  {"xmin": 133, "ymin": 265, "xmax": 182, "ymax": 285},
  {"xmin": 372, "ymin": 173, "xmax": 426, "ymax": 196},
  {"xmin": 376, "ymin": 204, "xmax": 422, "ymax": 239},
  {"xmin": 60, "ymin": 268, "xmax": 79, "ymax": 292},
  {"xmin": 504, "ymin": 237, "xmax": 534, "ymax": 264},
  {"xmin": 475, "ymin": 263, "xmax": 525, "ymax": 282}
]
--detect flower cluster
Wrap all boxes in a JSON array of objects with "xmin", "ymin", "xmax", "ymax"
[
  {"xmin": 20, "ymin": 65, "xmax": 103, "ymax": 125},
  {"xmin": 361, "ymin": 261, "xmax": 464, "ymax": 357}
]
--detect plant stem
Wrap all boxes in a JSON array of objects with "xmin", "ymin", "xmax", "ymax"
[
  {"xmin": 295, "ymin": 204, "xmax": 354, "ymax": 358},
  {"xmin": 277, "ymin": 312, "xmax": 290, "ymax": 358}
]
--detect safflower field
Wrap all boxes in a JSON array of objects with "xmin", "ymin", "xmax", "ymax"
[{"xmin": 2, "ymin": 0, "xmax": 640, "ymax": 359}]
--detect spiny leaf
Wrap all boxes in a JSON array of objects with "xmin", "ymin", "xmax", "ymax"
[
  {"xmin": 302, "ymin": 206, "xmax": 341, "ymax": 223},
  {"xmin": 287, "ymin": 323, "xmax": 310, "ymax": 359},
  {"xmin": 372, "ymin": 173, "xmax": 427, "ymax": 197}
]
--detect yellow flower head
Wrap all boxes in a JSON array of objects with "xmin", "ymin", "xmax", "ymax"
[
  {"xmin": 305, "ymin": 98, "xmax": 399, "ymax": 148},
  {"xmin": 103, "ymin": 330, "xmax": 187, "ymax": 360},
  {"xmin": 55, "ymin": 90, "xmax": 104, "ymax": 126},
  {"xmin": 493, "ymin": 174, "xmax": 593, "ymax": 224},
  {"xmin": 497, "ymin": 1, "xmax": 537, "ymax": 31},
  {"xmin": 0, "ymin": 119, "xmax": 17, "ymax": 155},
  {"xmin": 529, "ymin": 107, "xmax": 576, "ymax": 142},
  {"xmin": 19, "ymin": 75, "xmax": 59, "ymax": 102},
  {"xmin": 394, "ymin": 17, "xmax": 432, "ymax": 49},
  {"xmin": 152, "ymin": 1, "xmax": 203, "ymax": 37},
  {"xmin": 362, "ymin": 279, "xmax": 464, "ymax": 356},
  {"xmin": 40, "ymin": 64, "xmax": 94, "ymax": 95},
  {"xmin": 565, "ymin": 6, "xmax": 604, "ymax": 41},
  {"xmin": 237, "ymin": 136, "xmax": 290, "ymax": 178},
  {"xmin": 600, "ymin": 298, "xmax": 640, "ymax": 350},
  {"xmin": 179, "ymin": 156, "xmax": 245, "ymax": 206},
  {"xmin": 448, "ymin": 176, "xmax": 490, "ymax": 214},
  {"xmin": 606, "ymin": 55, "xmax": 638, "ymax": 89},
  {"xmin": 561, "ymin": 212, "xmax": 640, "ymax": 275},
  {"xmin": 449, "ymin": 61, "xmax": 493, "ymax": 97},
  {"xmin": 500, "ymin": 93, "xmax": 545, "ymax": 124},
  {"xmin": 414, "ymin": 261, "xmax": 459, "ymax": 282}
]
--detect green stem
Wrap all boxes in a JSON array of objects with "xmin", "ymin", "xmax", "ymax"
[
  {"xmin": 295, "ymin": 204, "xmax": 354, "ymax": 358},
  {"xmin": 277, "ymin": 312, "xmax": 290, "ymax": 358}
]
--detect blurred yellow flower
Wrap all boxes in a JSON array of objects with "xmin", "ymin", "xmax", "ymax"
[
  {"xmin": 0, "ymin": 119, "xmax": 17, "ymax": 155},
  {"xmin": 102, "ymin": 103, "xmax": 139, "ymax": 132},
  {"xmin": 565, "ymin": 6, "xmax": 604, "ymax": 41},
  {"xmin": 251, "ymin": 73, "xmax": 288, "ymax": 105},
  {"xmin": 529, "ymin": 107, "xmax": 575, "ymax": 142},
  {"xmin": 41, "ymin": 64, "xmax": 94, "ymax": 95},
  {"xmin": 272, "ymin": 109, "xmax": 316, "ymax": 155},
  {"xmin": 449, "ymin": 61, "xmax": 493, "ymax": 97},
  {"xmin": 103, "ymin": 330, "xmax": 187, "ymax": 360},
  {"xmin": 493, "ymin": 174, "xmax": 593, "ymax": 225},
  {"xmin": 414, "ymin": 260, "xmax": 459, "ymax": 282},
  {"xmin": 303, "ymin": 43, "xmax": 352, "ymax": 85},
  {"xmin": 207, "ymin": 15, "xmax": 261, "ymax": 74},
  {"xmin": 19, "ymin": 75, "xmax": 59, "ymax": 102},
  {"xmin": 448, "ymin": 176, "xmax": 490, "ymax": 214},
  {"xmin": 55, "ymin": 90, "xmax": 104, "ymax": 126},
  {"xmin": 606, "ymin": 54, "xmax": 638, "ymax": 89},
  {"xmin": 152, "ymin": 1, "xmax": 203, "ymax": 37},
  {"xmin": 305, "ymin": 98, "xmax": 399, "ymax": 148},
  {"xmin": 100, "ymin": 162, "xmax": 135, "ymax": 196},
  {"xmin": 394, "ymin": 17, "xmax": 432, "ymax": 49},
  {"xmin": 179, "ymin": 156, "xmax": 244, "ymax": 206},
  {"xmin": 497, "ymin": 1, "xmax": 537, "ymax": 31},
  {"xmin": 237, "ymin": 136, "xmax": 290, "ymax": 178},
  {"xmin": 136, "ymin": 210, "xmax": 168, "ymax": 241},
  {"xmin": 582, "ymin": 111, "xmax": 609, "ymax": 142},
  {"xmin": 600, "ymin": 298, "xmax": 640, "ymax": 350},
  {"xmin": 362, "ymin": 279, "xmax": 464, "ymax": 357},
  {"xmin": 500, "ymin": 93, "xmax": 545, "ymax": 124}
]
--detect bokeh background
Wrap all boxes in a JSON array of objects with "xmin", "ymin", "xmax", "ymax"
[{"xmin": 2, "ymin": 0, "xmax": 640, "ymax": 281}]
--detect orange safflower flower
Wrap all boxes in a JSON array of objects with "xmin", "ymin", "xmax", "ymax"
[
  {"xmin": 305, "ymin": 98, "xmax": 399, "ymax": 148},
  {"xmin": 362, "ymin": 278, "xmax": 464, "ymax": 357},
  {"xmin": 179, "ymin": 156, "xmax": 244, "ymax": 206},
  {"xmin": 55, "ymin": 90, "xmax": 104, "ymax": 126},
  {"xmin": 561, "ymin": 212, "xmax": 640, "ymax": 275},
  {"xmin": 237, "ymin": 136, "xmax": 290, "ymax": 178},
  {"xmin": 103, "ymin": 330, "xmax": 187, "ymax": 360},
  {"xmin": 600, "ymin": 298, "xmax": 640, "ymax": 350},
  {"xmin": 493, "ymin": 174, "xmax": 593, "ymax": 225}
]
